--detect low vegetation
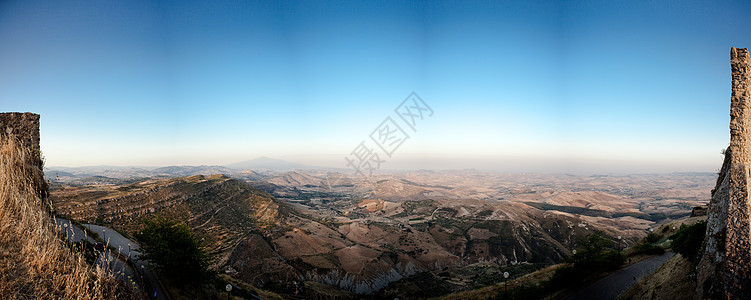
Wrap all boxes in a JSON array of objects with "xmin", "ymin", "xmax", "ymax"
[
  {"xmin": 670, "ymin": 220, "xmax": 706, "ymax": 263},
  {"xmin": 619, "ymin": 220, "xmax": 707, "ymax": 299},
  {"xmin": 0, "ymin": 135, "xmax": 124, "ymax": 298},
  {"xmin": 544, "ymin": 232, "xmax": 625, "ymax": 295},
  {"xmin": 441, "ymin": 232, "xmax": 627, "ymax": 299},
  {"xmin": 628, "ymin": 232, "xmax": 666, "ymax": 256},
  {"xmin": 134, "ymin": 216, "xmax": 278, "ymax": 299},
  {"xmin": 135, "ymin": 216, "xmax": 210, "ymax": 286}
]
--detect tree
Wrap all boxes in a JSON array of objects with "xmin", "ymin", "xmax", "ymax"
[
  {"xmin": 670, "ymin": 220, "xmax": 706, "ymax": 263},
  {"xmin": 569, "ymin": 231, "xmax": 624, "ymax": 271},
  {"xmin": 548, "ymin": 232, "xmax": 625, "ymax": 292},
  {"xmin": 135, "ymin": 217, "xmax": 209, "ymax": 285}
]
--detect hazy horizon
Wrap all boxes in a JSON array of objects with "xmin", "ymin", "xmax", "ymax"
[
  {"xmin": 3, "ymin": 1, "xmax": 751, "ymax": 173},
  {"xmin": 44, "ymin": 153, "xmax": 720, "ymax": 176}
]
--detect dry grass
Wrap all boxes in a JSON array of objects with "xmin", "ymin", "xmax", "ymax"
[
  {"xmin": 0, "ymin": 135, "xmax": 124, "ymax": 299},
  {"xmin": 618, "ymin": 254, "xmax": 695, "ymax": 300},
  {"xmin": 435, "ymin": 263, "xmax": 566, "ymax": 300}
]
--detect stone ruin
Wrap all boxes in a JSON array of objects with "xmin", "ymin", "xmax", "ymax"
[
  {"xmin": 0, "ymin": 112, "xmax": 40, "ymax": 151},
  {"xmin": 697, "ymin": 47, "xmax": 751, "ymax": 298},
  {"xmin": 0, "ymin": 112, "xmax": 48, "ymax": 199}
]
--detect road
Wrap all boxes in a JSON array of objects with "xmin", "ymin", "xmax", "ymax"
[
  {"xmin": 54, "ymin": 218, "xmax": 141, "ymax": 295},
  {"xmin": 84, "ymin": 224, "xmax": 169, "ymax": 300},
  {"xmin": 568, "ymin": 252, "xmax": 675, "ymax": 300},
  {"xmin": 55, "ymin": 217, "xmax": 95, "ymax": 243},
  {"xmin": 97, "ymin": 249, "xmax": 140, "ymax": 293}
]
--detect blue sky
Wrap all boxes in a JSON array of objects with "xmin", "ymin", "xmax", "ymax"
[{"xmin": 1, "ymin": 0, "xmax": 750, "ymax": 173}]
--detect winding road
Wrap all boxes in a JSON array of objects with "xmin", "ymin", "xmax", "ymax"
[
  {"xmin": 567, "ymin": 252, "xmax": 675, "ymax": 300},
  {"xmin": 83, "ymin": 224, "xmax": 169, "ymax": 300},
  {"xmin": 54, "ymin": 218, "xmax": 141, "ymax": 296},
  {"xmin": 54, "ymin": 217, "xmax": 93, "ymax": 243}
]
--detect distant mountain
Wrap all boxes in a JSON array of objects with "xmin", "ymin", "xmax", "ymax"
[
  {"xmin": 151, "ymin": 165, "xmax": 235, "ymax": 177},
  {"xmin": 46, "ymin": 158, "xmax": 319, "ymax": 180},
  {"xmin": 226, "ymin": 156, "xmax": 316, "ymax": 170},
  {"xmin": 66, "ymin": 175, "xmax": 143, "ymax": 186},
  {"xmin": 46, "ymin": 166, "xmax": 155, "ymax": 179},
  {"xmin": 46, "ymin": 165, "xmax": 238, "ymax": 181}
]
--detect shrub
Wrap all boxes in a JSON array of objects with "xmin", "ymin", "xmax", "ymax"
[
  {"xmin": 597, "ymin": 249, "xmax": 626, "ymax": 270},
  {"xmin": 670, "ymin": 221, "xmax": 706, "ymax": 263},
  {"xmin": 569, "ymin": 231, "xmax": 624, "ymax": 272},
  {"xmin": 502, "ymin": 232, "xmax": 628, "ymax": 299},
  {"xmin": 630, "ymin": 242, "xmax": 665, "ymax": 256},
  {"xmin": 135, "ymin": 217, "xmax": 209, "ymax": 285},
  {"xmin": 547, "ymin": 265, "xmax": 584, "ymax": 290},
  {"xmin": 645, "ymin": 232, "xmax": 661, "ymax": 244},
  {"xmin": 547, "ymin": 232, "xmax": 626, "ymax": 292}
]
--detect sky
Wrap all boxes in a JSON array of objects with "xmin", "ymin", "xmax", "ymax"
[{"xmin": 1, "ymin": 0, "xmax": 751, "ymax": 173}]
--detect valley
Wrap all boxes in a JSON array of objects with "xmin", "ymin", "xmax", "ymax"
[{"xmin": 48, "ymin": 167, "xmax": 714, "ymax": 298}]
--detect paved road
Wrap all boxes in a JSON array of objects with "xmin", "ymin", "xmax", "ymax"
[
  {"xmin": 97, "ymin": 249, "xmax": 140, "ymax": 293},
  {"xmin": 568, "ymin": 252, "xmax": 675, "ymax": 300},
  {"xmin": 55, "ymin": 218, "xmax": 95, "ymax": 243},
  {"xmin": 83, "ymin": 224, "xmax": 139, "ymax": 258},
  {"xmin": 55, "ymin": 218, "xmax": 141, "ymax": 295},
  {"xmin": 84, "ymin": 224, "xmax": 169, "ymax": 300}
]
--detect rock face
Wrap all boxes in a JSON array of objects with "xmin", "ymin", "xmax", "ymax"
[
  {"xmin": 697, "ymin": 47, "xmax": 751, "ymax": 298},
  {"xmin": 0, "ymin": 112, "xmax": 47, "ymax": 198},
  {"xmin": 0, "ymin": 112, "xmax": 41, "ymax": 151}
]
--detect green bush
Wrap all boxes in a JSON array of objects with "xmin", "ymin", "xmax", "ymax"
[
  {"xmin": 597, "ymin": 249, "xmax": 626, "ymax": 270},
  {"xmin": 546, "ymin": 232, "xmax": 626, "ymax": 291},
  {"xmin": 630, "ymin": 242, "xmax": 665, "ymax": 255},
  {"xmin": 496, "ymin": 282, "xmax": 547, "ymax": 299},
  {"xmin": 503, "ymin": 232, "xmax": 627, "ymax": 299},
  {"xmin": 644, "ymin": 232, "xmax": 661, "ymax": 244},
  {"xmin": 135, "ymin": 217, "xmax": 209, "ymax": 285},
  {"xmin": 670, "ymin": 221, "xmax": 706, "ymax": 263},
  {"xmin": 629, "ymin": 232, "xmax": 666, "ymax": 256},
  {"xmin": 547, "ymin": 264, "xmax": 585, "ymax": 290},
  {"xmin": 569, "ymin": 231, "xmax": 624, "ymax": 272}
]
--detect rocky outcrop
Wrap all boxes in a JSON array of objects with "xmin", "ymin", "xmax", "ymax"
[
  {"xmin": 691, "ymin": 205, "xmax": 708, "ymax": 217},
  {"xmin": 697, "ymin": 47, "xmax": 751, "ymax": 299}
]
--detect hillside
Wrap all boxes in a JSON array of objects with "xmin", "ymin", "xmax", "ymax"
[
  {"xmin": 53, "ymin": 175, "xmax": 285, "ymax": 265},
  {"xmin": 0, "ymin": 134, "xmax": 123, "ymax": 298},
  {"xmin": 52, "ymin": 173, "xmax": 637, "ymax": 297}
]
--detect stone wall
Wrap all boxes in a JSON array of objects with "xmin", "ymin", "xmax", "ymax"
[
  {"xmin": 0, "ymin": 112, "xmax": 41, "ymax": 151},
  {"xmin": 0, "ymin": 112, "xmax": 47, "ymax": 199},
  {"xmin": 697, "ymin": 47, "xmax": 751, "ymax": 298}
]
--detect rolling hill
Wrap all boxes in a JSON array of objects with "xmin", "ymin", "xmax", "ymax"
[{"xmin": 50, "ymin": 172, "xmax": 642, "ymax": 297}]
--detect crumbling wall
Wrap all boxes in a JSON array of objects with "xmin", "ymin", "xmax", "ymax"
[
  {"xmin": 0, "ymin": 112, "xmax": 40, "ymax": 151},
  {"xmin": 0, "ymin": 112, "xmax": 47, "ymax": 199},
  {"xmin": 697, "ymin": 47, "xmax": 751, "ymax": 299}
]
